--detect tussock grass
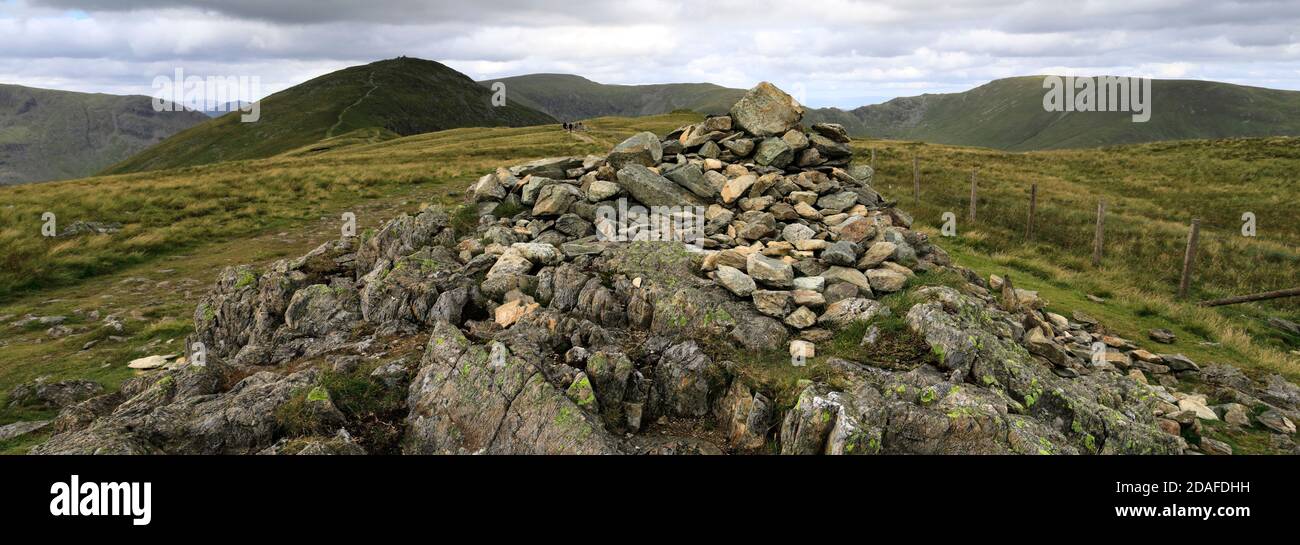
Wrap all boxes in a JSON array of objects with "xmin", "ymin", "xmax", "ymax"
[{"xmin": 862, "ymin": 136, "xmax": 1299, "ymax": 376}]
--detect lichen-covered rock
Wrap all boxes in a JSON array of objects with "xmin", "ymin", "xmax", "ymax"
[
  {"xmin": 7, "ymin": 379, "xmax": 103, "ymax": 410},
  {"xmin": 616, "ymin": 164, "xmax": 705, "ymax": 207},
  {"xmin": 904, "ymin": 287, "xmax": 1182, "ymax": 454},
  {"xmin": 650, "ymin": 340, "xmax": 726, "ymax": 419},
  {"xmin": 716, "ymin": 380, "xmax": 773, "ymax": 450},
  {"xmin": 34, "ymin": 365, "xmax": 311, "ymax": 455},
  {"xmin": 607, "ymin": 131, "xmax": 663, "ymax": 170},
  {"xmin": 403, "ymin": 321, "xmax": 621, "ymax": 454},
  {"xmin": 729, "ymin": 82, "xmax": 805, "ymax": 137}
]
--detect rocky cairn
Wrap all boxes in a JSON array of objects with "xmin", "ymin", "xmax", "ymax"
[{"xmin": 29, "ymin": 83, "xmax": 1299, "ymax": 455}]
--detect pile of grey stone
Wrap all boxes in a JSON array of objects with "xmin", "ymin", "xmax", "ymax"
[{"xmin": 466, "ymin": 81, "xmax": 948, "ymax": 359}]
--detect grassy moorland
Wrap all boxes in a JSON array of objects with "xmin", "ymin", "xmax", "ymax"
[
  {"xmin": 860, "ymin": 136, "xmax": 1299, "ymax": 376},
  {"xmin": 1, "ymin": 112, "xmax": 1297, "ymax": 452}
]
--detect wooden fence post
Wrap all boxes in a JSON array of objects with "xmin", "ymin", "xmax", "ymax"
[
  {"xmin": 968, "ymin": 168, "xmax": 978, "ymax": 222},
  {"xmin": 1178, "ymin": 219, "xmax": 1201, "ymax": 299},
  {"xmin": 912, "ymin": 155, "xmax": 920, "ymax": 204},
  {"xmin": 1026, "ymin": 183, "xmax": 1037, "ymax": 240},
  {"xmin": 1091, "ymin": 199, "xmax": 1106, "ymax": 267},
  {"xmin": 871, "ymin": 148, "xmax": 876, "ymax": 169}
]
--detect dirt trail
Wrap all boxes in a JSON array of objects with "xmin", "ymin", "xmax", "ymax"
[{"xmin": 327, "ymin": 72, "xmax": 379, "ymax": 138}]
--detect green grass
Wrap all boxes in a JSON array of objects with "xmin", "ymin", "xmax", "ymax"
[{"xmin": 860, "ymin": 135, "xmax": 1299, "ymax": 379}]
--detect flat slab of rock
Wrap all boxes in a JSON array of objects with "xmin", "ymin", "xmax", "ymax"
[
  {"xmin": 128, "ymin": 355, "xmax": 170, "ymax": 369},
  {"xmin": 0, "ymin": 419, "xmax": 51, "ymax": 442},
  {"xmin": 616, "ymin": 164, "xmax": 704, "ymax": 207}
]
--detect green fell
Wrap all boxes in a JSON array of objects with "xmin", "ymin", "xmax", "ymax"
[{"xmin": 102, "ymin": 57, "xmax": 557, "ymax": 175}]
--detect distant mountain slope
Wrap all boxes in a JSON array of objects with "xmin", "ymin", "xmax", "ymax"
[
  {"xmin": 492, "ymin": 74, "xmax": 1300, "ymax": 151},
  {"xmin": 104, "ymin": 57, "xmax": 557, "ymax": 175},
  {"xmin": 803, "ymin": 76, "xmax": 1300, "ymax": 150},
  {"xmin": 0, "ymin": 84, "xmax": 207, "ymax": 185},
  {"xmin": 480, "ymin": 73, "xmax": 744, "ymax": 121}
]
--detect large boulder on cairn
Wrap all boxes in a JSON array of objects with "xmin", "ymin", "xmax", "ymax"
[
  {"xmin": 607, "ymin": 131, "xmax": 663, "ymax": 170},
  {"xmin": 616, "ymin": 164, "xmax": 705, "ymax": 207},
  {"xmin": 729, "ymin": 82, "xmax": 805, "ymax": 137}
]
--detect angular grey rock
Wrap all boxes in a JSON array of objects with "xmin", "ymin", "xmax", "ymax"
[
  {"xmin": 752, "ymin": 290, "xmax": 794, "ymax": 317},
  {"xmin": 729, "ymin": 315, "xmax": 789, "ymax": 351},
  {"xmin": 1257, "ymin": 409, "xmax": 1296, "ymax": 435},
  {"xmin": 729, "ymin": 82, "xmax": 805, "ymax": 137},
  {"xmin": 811, "ymin": 123, "xmax": 851, "ymax": 143},
  {"xmin": 519, "ymin": 175, "xmax": 555, "ymax": 205},
  {"xmin": 0, "ymin": 419, "xmax": 51, "ymax": 442},
  {"xmin": 784, "ymin": 306, "xmax": 817, "ymax": 329},
  {"xmin": 781, "ymin": 223, "xmax": 816, "ymax": 243},
  {"xmin": 1161, "ymin": 353, "xmax": 1200, "ymax": 372},
  {"xmin": 616, "ymin": 164, "xmax": 704, "ymax": 207},
  {"xmin": 532, "ymin": 183, "xmax": 583, "ymax": 216},
  {"xmin": 817, "ymin": 298, "xmax": 887, "ymax": 328},
  {"xmin": 866, "ymin": 268, "xmax": 907, "ymax": 293},
  {"xmin": 586, "ymin": 179, "xmax": 621, "ymax": 202},
  {"xmin": 817, "ymin": 191, "xmax": 859, "ymax": 212},
  {"xmin": 822, "ymin": 266, "xmax": 873, "ymax": 294},
  {"xmin": 754, "ymin": 137, "xmax": 794, "ymax": 168},
  {"xmin": 511, "ymin": 156, "xmax": 582, "ymax": 179},
  {"xmin": 822, "ymin": 241, "xmax": 859, "ymax": 266},
  {"xmin": 746, "ymin": 253, "xmax": 794, "ymax": 289},
  {"xmin": 715, "ymin": 265, "xmax": 757, "ymax": 297},
  {"xmin": 808, "ymin": 133, "xmax": 851, "ymax": 158},
  {"xmin": 794, "ymin": 276, "xmax": 826, "ymax": 292},
  {"xmin": 7, "ymin": 379, "xmax": 104, "ymax": 410},
  {"xmin": 1148, "ymin": 328, "xmax": 1176, "ymax": 344},
  {"xmin": 607, "ymin": 131, "xmax": 663, "ymax": 170},
  {"xmin": 404, "ymin": 321, "xmax": 620, "ymax": 454},
  {"xmin": 663, "ymin": 163, "xmax": 717, "ymax": 199},
  {"xmin": 715, "ymin": 381, "xmax": 771, "ymax": 450},
  {"xmin": 284, "ymin": 283, "xmax": 360, "ymax": 337},
  {"xmin": 722, "ymin": 138, "xmax": 755, "ymax": 157},
  {"xmin": 651, "ymin": 341, "xmax": 724, "ymax": 419}
]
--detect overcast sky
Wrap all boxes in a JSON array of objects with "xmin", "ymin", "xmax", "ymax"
[{"xmin": 2, "ymin": 0, "xmax": 1298, "ymax": 108}]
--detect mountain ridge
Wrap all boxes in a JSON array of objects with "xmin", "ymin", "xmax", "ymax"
[
  {"xmin": 0, "ymin": 84, "xmax": 208, "ymax": 185},
  {"xmin": 487, "ymin": 73, "xmax": 1300, "ymax": 151},
  {"xmin": 102, "ymin": 57, "xmax": 558, "ymax": 176}
]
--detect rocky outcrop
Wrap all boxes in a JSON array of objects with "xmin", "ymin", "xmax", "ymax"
[{"xmin": 7, "ymin": 379, "xmax": 103, "ymax": 410}]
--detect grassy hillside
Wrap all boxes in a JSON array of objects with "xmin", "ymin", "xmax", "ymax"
[
  {"xmin": 810, "ymin": 76, "xmax": 1300, "ymax": 150},
  {"xmin": 1, "ymin": 117, "xmax": 1297, "ymax": 450},
  {"xmin": 480, "ymin": 73, "xmax": 745, "ymax": 121},
  {"xmin": 859, "ymin": 136, "xmax": 1299, "ymax": 374},
  {"xmin": 0, "ymin": 84, "xmax": 207, "ymax": 185},
  {"xmin": 102, "ymin": 57, "xmax": 557, "ymax": 175}
]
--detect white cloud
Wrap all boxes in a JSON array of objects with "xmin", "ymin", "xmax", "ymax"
[{"xmin": 1, "ymin": 0, "xmax": 1298, "ymax": 108}]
